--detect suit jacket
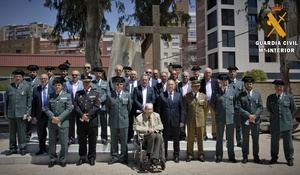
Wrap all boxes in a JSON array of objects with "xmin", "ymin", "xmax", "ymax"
[
  {"xmin": 149, "ymin": 78, "xmax": 158, "ymax": 88},
  {"xmin": 65, "ymin": 80, "xmax": 84, "ymax": 102},
  {"xmin": 132, "ymin": 85, "xmax": 156, "ymax": 113},
  {"xmin": 6, "ymin": 81, "xmax": 32, "ymax": 118},
  {"xmin": 211, "ymin": 87, "xmax": 237, "ymax": 125},
  {"xmin": 45, "ymin": 91, "xmax": 73, "ymax": 128},
  {"xmin": 133, "ymin": 112, "xmax": 163, "ymax": 138},
  {"xmin": 106, "ymin": 91, "xmax": 132, "ymax": 128},
  {"xmin": 74, "ymin": 89, "xmax": 101, "ymax": 127},
  {"xmin": 184, "ymin": 92, "xmax": 208, "ymax": 127},
  {"xmin": 92, "ymin": 79, "xmax": 108, "ymax": 111},
  {"xmin": 229, "ymin": 79, "xmax": 244, "ymax": 95},
  {"xmin": 157, "ymin": 91, "xmax": 184, "ymax": 127},
  {"xmin": 267, "ymin": 92, "xmax": 296, "ymax": 133},
  {"xmin": 31, "ymin": 84, "xmax": 55, "ymax": 119},
  {"xmin": 237, "ymin": 90, "xmax": 263, "ymax": 125},
  {"xmin": 177, "ymin": 81, "xmax": 192, "ymax": 97},
  {"xmin": 200, "ymin": 78, "xmax": 219, "ymax": 101}
]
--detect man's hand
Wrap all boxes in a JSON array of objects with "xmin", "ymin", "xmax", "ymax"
[
  {"xmin": 52, "ymin": 116, "xmax": 60, "ymax": 124},
  {"xmin": 249, "ymin": 114, "xmax": 256, "ymax": 123},
  {"xmin": 148, "ymin": 128, "xmax": 155, "ymax": 134},
  {"xmin": 82, "ymin": 114, "xmax": 89, "ymax": 122},
  {"xmin": 180, "ymin": 122, "xmax": 185, "ymax": 127}
]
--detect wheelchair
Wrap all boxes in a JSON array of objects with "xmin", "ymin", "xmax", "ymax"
[{"xmin": 133, "ymin": 132, "xmax": 166, "ymax": 172}]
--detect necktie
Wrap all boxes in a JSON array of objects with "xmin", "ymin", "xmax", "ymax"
[
  {"xmin": 277, "ymin": 94, "xmax": 280, "ymax": 100},
  {"xmin": 42, "ymin": 86, "xmax": 48, "ymax": 108},
  {"xmin": 169, "ymin": 92, "xmax": 172, "ymax": 101}
]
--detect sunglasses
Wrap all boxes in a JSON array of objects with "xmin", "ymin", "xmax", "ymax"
[
  {"xmin": 72, "ymin": 74, "xmax": 79, "ymax": 77},
  {"xmin": 84, "ymin": 67, "xmax": 91, "ymax": 69},
  {"xmin": 146, "ymin": 71, "xmax": 152, "ymax": 74}
]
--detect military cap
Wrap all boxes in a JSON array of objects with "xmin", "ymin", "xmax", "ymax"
[
  {"xmin": 93, "ymin": 67, "xmax": 104, "ymax": 72},
  {"xmin": 81, "ymin": 75, "xmax": 93, "ymax": 82},
  {"xmin": 191, "ymin": 80, "xmax": 201, "ymax": 86},
  {"xmin": 12, "ymin": 69, "xmax": 25, "ymax": 76},
  {"xmin": 191, "ymin": 65, "xmax": 201, "ymax": 71},
  {"xmin": 112, "ymin": 76, "xmax": 125, "ymax": 83},
  {"xmin": 272, "ymin": 79, "xmax": 285, "ymax": 86},
  {"xmin": 58, "ymin": 64, "xmax": 69, "ymax": 70},
  {"xmin": 27, "ymin": 65, "xmax": 39, "ymax": 71},
  {"xmin": 123, "ymin": 66, "xmax": 132, "ymax": 71},
  {"xmin": 53, "ymin": 77, "xmax": 65, "ymax": 85},
  {"xmin": 45, "ymin": 66, "xmax": 55, "ymax": 71},
  {"xmin": 172, "ymin": 64, "xmax": 182, "ymax": 69},
  {"xmin": 218, "ymin": 74, "xmax": 229, "ymax": 80},
  {"xmin": 242, "ymin": 76, "xmax": 255, "ymax": 83},
  {"xmin": 227, "ymin": 66, "xmax": 239, "ymax": 71}
]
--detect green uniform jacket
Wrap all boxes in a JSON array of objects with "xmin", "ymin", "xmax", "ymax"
[
  {"xmin": 107, "ymin": 91, "xmax": 132, "ymax": 128},
  {"xmin": 267, "ymin": 92, "xmax": 296, "ymax": 132},
  {"xmin": 237, "ymin": 90, "xmax": 263, "ymax": 124},
  {"xmin": 6, "ymin": 81, "xmax": 32, "ymax": 118},
  {"xmin": 184, "ymin": 92, "xmax": 208, "ymax": 127},
  {"xmin": 45, "ymin": 91, "xmax": 73, "ymax": 128}
]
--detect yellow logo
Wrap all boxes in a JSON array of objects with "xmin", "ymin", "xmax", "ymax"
[{"xmin": 266, "ymin": 12, "xmax": 287, "ymax": 38}]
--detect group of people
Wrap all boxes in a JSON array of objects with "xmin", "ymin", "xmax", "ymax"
[{"xmin": 4, "ymin": 62, "xmax": 296, "ymax": 169}]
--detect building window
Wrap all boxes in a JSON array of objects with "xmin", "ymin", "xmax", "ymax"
[
  {"xmin": 208, "ymin": 31, "xmax": 218, "ymax": 50},
  {"xmin": 249, "ymin": 34, "xmax": 258, "ymax": 47},
  {"xmin": 207, "ymin": 10, "xmax": 217, "ymax": 30},
  {"xmin": 163, "ymin": 41, "xmax": 169, "ymax": 49},
  {"xmin": 289, "ymin": 61, "xmax": 300, "ymax": 69},
  {"xmin": 164, "ymin": 52, "xmax": 168, "ymax": 58},
  {"xmin": 222, "ymin": 0, "xmax": 234, "ymax": 5},
  {"xmin": 222, "ymin": 30, "xmax": 235, "ymax": 47},
  {"xmin": 223, "ymin": 52, "xmax": 235, "ymax": 68},
  {"xmin": 222, "ymin": 9, "xmax": 235, "ymax": 26},
  {"xmin": 248, "ymin": 0, "xmax": 257, "ymax": 8},
  {"xmin": 208, "ymin": 52, "xmax": 218, "ymax": 69},
  {"xmin": 265, "ymin": 53, "xmax": 277, "ymax": 62},
  {"xmin": 172, "ymin": 42, "xmax": 179, "ymax": 48},
  {"xmin": 207, "ymin": 0, "xmax": 217, "ymax": 10},
  {"xmin": 16, "ymin": 49, "xmax": 21, "ymax": 53},
  {"xmin": 249, "ymin": 56, "xmax": 259, "ymax": 63}
]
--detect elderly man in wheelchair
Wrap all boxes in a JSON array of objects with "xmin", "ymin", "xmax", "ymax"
[{"xmin": 133, "ymin": 103, "xmax": 166, "ymax": 170}]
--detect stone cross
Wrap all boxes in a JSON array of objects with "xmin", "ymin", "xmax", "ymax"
[{"xmin": 125, "ymin": 5, "xmax": 186, "ymax": 71}]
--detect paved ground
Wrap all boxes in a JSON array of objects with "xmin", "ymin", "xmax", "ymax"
[{"xmin": 0, "ymin": 125, "xmax": 299, "ymax": 175}]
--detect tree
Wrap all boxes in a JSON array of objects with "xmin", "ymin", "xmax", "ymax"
[
  {"xmin": 118, "ymin": 0, "xmax": 190, "ymax": 58},
  {"xmin": 244, "ymin": 69, "xmax": 268, "ymax": 81},
  {"xmin": 44, "ymin": 0, "xmax": 125, "ymax": 68}
]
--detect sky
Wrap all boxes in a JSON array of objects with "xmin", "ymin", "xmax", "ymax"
[{"xmin": 0, "ymin": 0, "xmax": 134, "ymax": 31}]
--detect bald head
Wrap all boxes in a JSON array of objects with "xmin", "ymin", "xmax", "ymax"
[{"xmin": 204, "ymin": 67, "xmax": 212, "ymax": 80}]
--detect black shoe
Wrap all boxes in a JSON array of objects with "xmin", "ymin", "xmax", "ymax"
[
  {"xmin": 212, "ymin": 136, "xmax": 217, "ymax": 140},
  {"xmin": 89, "ymin": 159, "xmax": 95, "ymax": 166},
  {"xmin": 48, "ymin": 161, "xmax": 55, "ymax": 168},
  {"xmin": 287, "ymin": 160, "xmax": 294, "ymax": 166},
  {"xmin": 236, "ymin": 142, "xmax": 242, "ymax": 147},
  {"xmin": 204, "ymin": 136, "xmax": 208, "ymax": 141},
  {"xmin": 174, "ymin": 156, "xmax": 179, "ymax": 163},
  {"xmin": 108, "ymin": 159, "xmax": 119, "ymax": 165},
  {"xmin": 254, "ymin": 158, "xmax": 263, "ymax": 164},
  {"xmin": 35, "ymin": 150, "xmax": 46, "ymax": 155},
  {"xmin": 229, "ymin": 158, "xmax": 238, "ymax": 163},
  {"xmin": 68, "ymin": 137, "xmax": 75, "ymax": 145},
  {"xmin": 76, "ymin": 159, "xmax": 86, "ymax": 166},
  {"xmin": 186, "ymin": 156, "xmax": 192, "ymax": 162},
  {"xmin": 59, "ymin": 162, "xmax": 66, "ymax": 167},
  {"xmin": 216, "ymin": 156, "xmax": 222, "ymax": 163},
  {"xmin": 269, "ymin": 159, "xmax": 277, "ymax": 164},
  {"xmin": 5, "ymin": 149, "xmax": 17, "ymax": 156},
  {"xmin": 161, "ymin": 160, "xmax": 166, "ymax": 170},
  {"xmin": 20, "ymin": 149, "xmax": 27, "ymax": 156},
  {"xmin": 242, "ymin": 158, "xmax": 248, "ymax": 164},
  {"xmin": 199, "ymin": 155, "xmax": 205, "ymax": 162},
  {"xmin": 100, "ymin": 139, "xmax": 108, "ymax": 145}
]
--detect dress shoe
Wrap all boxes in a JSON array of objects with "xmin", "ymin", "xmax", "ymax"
[
  {"xmin": 68, "ymin": 137, "xmax": 75, "ymax": 145},
  {"xmin": 254, "ymin": 158, "xmax": 263, "ymax": 164},
  {"xmin": 100, "ymin": 139, "xmax": 108, "ymax": 145},
  {"xmin": 174, "ymin": 156, "xmax": 179, "ymax": 163},
  {"xmin": 120, "ymin": 159, "xmax": 128, "ymax": 165},
  {"xmin": 242, "ymin": 158, "xmax": 248, "ymax": 164},
  {"xmin": 204, "ymin": 136, "xmax": 208, "ymax": 141},
  {"xmin": 216, "ymin": 156, "xmax": 222, "ymax": 163},
  {"xmin": 161, "ymin": 160, "xmax": 166, "ymax": 170},
  {"xmin": 287, "ymin": 160, "xmax": 294, "ymax": 166},
  {"xmin": 20, "ymin": 149, "xmax": 27, "ymax": 156},
  {"xmin": 48, "ymin": 161, "xmax": 55, "ymax": 168},
  {"xmin": 35, "ymin": 150, "xmax": 46, "ymax": 155},
  {"xmin": 108, "ymin": 159, "xmax": 119, "ymax": 165},
  {"xmin": 89, "ymin": 159, "xmax": 95, "ymax": 166},
  {"xmin": 5, "ymin": 149, "xmax": 17, "ymax": 156},
  {"xmin": 269, "ymin": 159, "xmax": 278, "ymax": 164},
  {"xmin": 229, "ymin": 158, "xmax": 238, "ymax": 163},
  {"xmin": 76, "ymin": 159, "xmax": 86, "ymax": 166},
  {"xmin": 186, "ymin": 156, "xmax": 192, "ymax": 162},
  {"xmin": 212, "ymin": 136, "xmax": 217, "ymax": 140},
  {"xmin": 59, "ymin": 162, "xmax": 66, "ymax": 167},
  {"xmin": 199, "ymin": 155, "xmax": 205, "ymax": 162}
]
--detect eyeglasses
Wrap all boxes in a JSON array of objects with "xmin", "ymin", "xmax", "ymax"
[
  {"xmin": 84, "ymin": 67, "xmax": 91, "ymax": 69},
  {"xmin": 72, "ymin": 74, "xmax": 79, "ymax": 77},
  {"xmin": 146, "ymin": 71, "xmax": 152, "ymax": 74}
]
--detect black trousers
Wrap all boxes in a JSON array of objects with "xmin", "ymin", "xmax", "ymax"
[
  {"xmin": 25, "ymin": 120, "xmax": 32, "ymax": 141},
  {"xmin": 163, "ymin": 124, "xmax": 180, "ymax": 157},
  {"xmin": 69, "ymin": 109, "xmax": 77, "ymax": 139},
  {"xmin": 36, "ymin": 112, "xmax": 48, "ymax": 151},
  {"xmin": 98, "ymin": 111, "xmax": 107, "ymax": 140},
  {"xmin": 127, "ymin": 110, "xmax": 136, "ymax": 142},
  {"xmin": 77, "ymin": 123, "xmax": 98, "ymax": 160}
]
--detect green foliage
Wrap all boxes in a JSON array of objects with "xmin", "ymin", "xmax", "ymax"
[
  {"xmin": 243, "ymin": 69, "xmax": 268, "ymax": 81},
  {"xmin": 0, "ymin": 83, "xmax": 8, "ymax": 91}
]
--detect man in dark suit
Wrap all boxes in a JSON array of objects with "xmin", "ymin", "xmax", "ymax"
[
  {"xmin": 31, "ymin": 74, "xmax": 54, "ymax": 155},
  {"xmin": 157, "ymin": 80, "xmax": 184, "ymax": 163},
  {"xmin": 75, "ymin": 75, "xmax": 101, "ymax": 166},
  {"xmin": 267, "ymin": 80, "xmax": 296, "ymax": 166},
  {"xmin": 129, "ymin": 74, "xmax": 156, "ymax": 142},
  {"xmin": 200, "ymin": 67, "xmax": 219, "ymax": 140}
]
